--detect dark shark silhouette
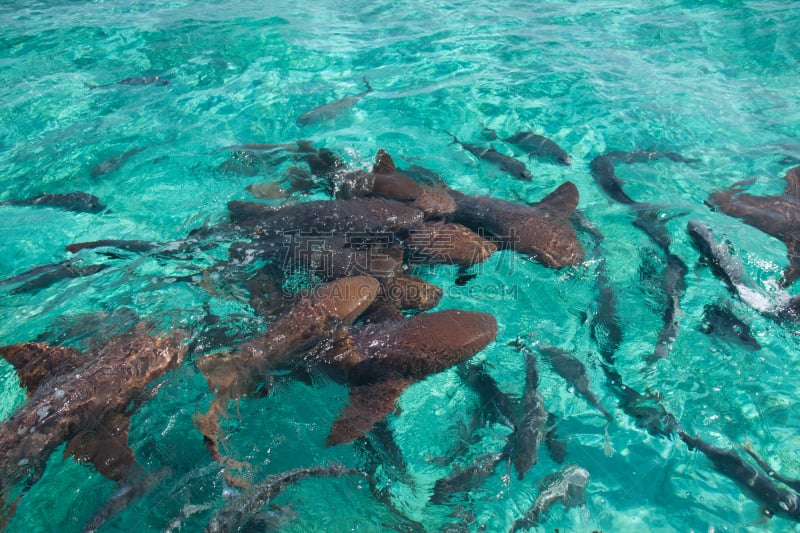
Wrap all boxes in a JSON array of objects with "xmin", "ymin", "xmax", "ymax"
[
  {"xmin": 483, "ymin": 128, "xmax": 571, "ymax": 165},
  {"xmin": 296, "ymin": 77, "xmax": 372, "ymax": 126},
  {"xmin": 676, "ymin": 426, "xmax": 800, "ymax": 523},
  {"xmin": 0, "ymin": 325, "xmax": 187, "ymax": 522},
  {"xmin": 699, "ymin": 303, "xmax": 761, "ymax": 352},
  {"xmin": 2, "ymin": 260, "xmax": 108, "ymax": 295},
  {"xmin": 429, "ymin": 452, "xmax": 504, "ymax": 504},
  {"xmin": 445, "ymin": 131, "xmax": 533, "ymax": 181},
  {"xmin": 590, "ymin": 150, "xmax": 693, "ymax": 363},
  {"xmin": 1, "ymin": 192, "xmax": 106, "ymax": 213},
  {"xmin": 504, "ymin": 347, "xmax": 549, "ymax": 480},
  {"xmin": 708, "ymin": 165, "xmax": 800, "ymax": 288},
  {"xmin": 85, "ymin": 76, "xmax": 169, "ymax": 89},
  {"xmin": 91, "ymin": 147, "xmax": 147, "ymax": 178},
  {"xmin": 539, "ymin": 346, "xmax": 613, "ymax": 422}
]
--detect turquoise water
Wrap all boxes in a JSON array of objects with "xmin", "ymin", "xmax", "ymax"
[{"xmin": 1, "ymin": 0, "xmax": 800, "ymax": 531}]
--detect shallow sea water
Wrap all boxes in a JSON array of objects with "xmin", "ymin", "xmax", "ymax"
[{"xmin": 1, "ymin": 1, "xmax": 800, "ymax": 531}]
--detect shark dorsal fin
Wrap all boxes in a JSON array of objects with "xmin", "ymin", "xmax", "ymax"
[
  {"xmin": 65, "ymin": 411, "xmax": 134, "ymax": 481},
  {"xmin": 0, "ymin": 342, "xmax": 83, "ymax": 395},
  {"xmin": 372, "ymin": 149, "xmax": 397, "ymax": 175},
  {"xmin": 535, "ymin": 181, "xmax": 579, "ymax": 216},
  {"xmin": 783, "ymin": 165, "xmax": 800, "ymax": 198}
]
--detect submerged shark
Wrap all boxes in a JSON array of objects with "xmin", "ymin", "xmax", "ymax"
[
  {"xmin": 2, "ymin": 260, "xmax": 108, "ymax": 295},
  {"xmin": 699, "ymin": 303, "xmax": 761, "ymax": 352},
  {"xmin": 1, "ymin": 192, "xmax": 106, "ymax": 213},
  {"xmin": 539, "ymin": 346, "xmax": 613, "ymax": 422},
  {"xmin": 483, "ymin": 128, "xmax": 571, "ymax": 165},
  {"xmin": 676, "ymin": 426, "xmax": 800, "ymax": 523},
  {"xmin": 0, "ymin": 325, "xmax": 187, "ymax": 522},
  {"xmin": 445, "ymin": 132, "xmax": 532, "ymax": 181},
  {"xmin": 91, "ymin": 147, "xmax": 146, "ymax": 178},
  {"xmin": 510, "ymin": 464, "xmax": 590, "ymax": 531},
  {"xmin": 429, "ymin": 452, "xmax": 504, "ymax": 504},
  {"xmin": 296, "ymin": 76, "xmax": 372, "ymax": 126},
  {"xmin": 708, "ymin": 165, "xmax": 800, "ymax": 288},
  {"xmin": 205, "ymin": 464, "xmax": 358, "ymax": 533},
  {"xmin": 505, "ymin": 348, "xmax": 549, "ymax": 480},
  {"xmin": 686, "ymin": 219, "xmax": 800, "ymax": 318},
  {"xmin": 85, "ymin": 76, "xmax": 170, "ymax": 89},
  {"xmin": 590, "ymin": 150, "xmax": 693, "ymax": 364}
]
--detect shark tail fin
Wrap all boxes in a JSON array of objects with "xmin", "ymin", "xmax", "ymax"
[
  {"xmin": 442, "ymin": 131, "xmax": 459, "ymax": 145},
  {"xmin": 481, "ymin": 125, "xmax": 499, "ymax": 141},
  {"xmin": 362, "ymin": 76, "xmax": 372, "ymax": 93}
]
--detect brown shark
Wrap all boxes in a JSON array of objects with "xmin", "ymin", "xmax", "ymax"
[
  {"xmin": 227, "ymin": 196, "xmax": 424, "ymax": 237},
  {"xmin": 194, "ymin": 276, "xmax": 382, "ymax": 462},
  {"xmin": 0, "ymin": 325, "xmax": 187, "ymax": 522},
  {"xmin": 708, "ymin": 165, "xmax": 800, "ymax": 287},
  {"xmin": 328, "ymin": 149, "xmax": 423, "ymax": 201},
  {"xmin": 196, "ymin": 276, "xmax": 380, "ymax": 400},
  {"xmin": 325, "ymin": 309, "xmax": 498, "ymax": 446},
  {"xmin": 448, "ymin": 181, "xmax": 584, "ymax": 268},
  {"xmin": 405, "ymin": 221, "xmax": 497, "ymax": 266}
]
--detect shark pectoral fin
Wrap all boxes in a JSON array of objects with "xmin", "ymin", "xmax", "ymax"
[
  {"xmin": 782, "ymin": 165, "xmax": 800, "ymax": 198},
  {"xmin": 195, "ymin": 351, "xmax": 261, "ymax": 399},
  {"xmin": 326, "ymin": 378, "xmax": 413, "ymax": 447},
  {"xmin": 0, "ymin": 342, "xmax": 84, "ymax": 395},
  {"xmin": 193, "ymin": 396, "xmax": 228, "ymax": 464},
  {"xmin": 536, "ymin": 181, "xmax": 579, "ymax": 215},
  {"xmin": 65, "ymin": 411, "xmax": 134, "ymax": 481},
  {"xmin": 780, "ymin": 237, "xmax": 800, "ymax": 288}
]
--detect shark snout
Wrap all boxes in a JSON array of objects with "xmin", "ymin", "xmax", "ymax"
[{"xmin": 313, "ymin": 275, "xmax": 381, "ymax": 323}]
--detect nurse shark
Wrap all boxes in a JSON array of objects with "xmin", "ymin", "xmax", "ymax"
[{"xmin": 0, "ymin": 325, "xmax": 187, "ymax": 524}]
